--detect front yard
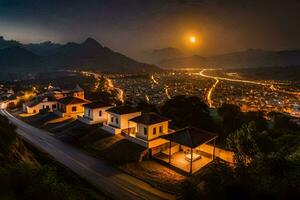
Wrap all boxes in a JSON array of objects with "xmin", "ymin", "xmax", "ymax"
[{"xmin": 15, "ymin": 111, "xmax": 189, "ymax": 195}]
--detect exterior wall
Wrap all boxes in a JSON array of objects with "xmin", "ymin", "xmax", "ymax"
[
  {"xmin": 73, "ymin": 91, "xmax": 85, "ymax": 99},
  {"xmin": 65, "ymin": 104, "xmax": 84, "ymax": 116},
  {"xmin": 24, "ymin": 101, "xmax": 58, "ymax": 114},
  {"xmin": 120, "ymin": 112, "xmax": 142, "ymax": 129},
  {"xmin": 124, "ymin": 134, "xmax": 169, "ymax": 149},
  {"xmin": 53, "ymin": 90, "xmax": 85, "ymax": 100},
  {"xmin": 107, "ymin": 113, "xmax": 120, "ymax": 128},
  {"xmin": 56, "ymin": 103, "xmax": 85, "ymax": 118},
  {"xmin": 101, "ymin": 124, "xmax": 122, "ymax": 134},
  {"xmin": 199, "ymin": 144, "xmax": 234, "ymax": 164},
  {"xmin": 84, "ymin": 106, "xmax": 112, "ymax": 123},
  {"xmin": 136, "ymin": 121, "xmax": 169, "ymax": 141},
  {"xmin": 107, "ymin": 112, "xmax": 141, "ymax": 129},
  {"xmin": 80, "ymin": 106, "xmax": 113, "ymax": 125},
  {"xmin": 161, "ymin": 143, "xmax": 180, "ymax": 155}
]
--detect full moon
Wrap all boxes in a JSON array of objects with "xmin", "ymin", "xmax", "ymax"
[{"xmin": 190, "ymin": 36, "xmax": 196, "ymax": 43}]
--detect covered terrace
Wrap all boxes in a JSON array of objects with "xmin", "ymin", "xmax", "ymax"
[{"xmin": 156, "ymin": 127, "xmax": 218, "ymax": 174}]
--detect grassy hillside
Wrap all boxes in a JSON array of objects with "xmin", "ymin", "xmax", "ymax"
[{"xmin": 0, "ymin": 115, "xmax": 108, "ymax": 200}]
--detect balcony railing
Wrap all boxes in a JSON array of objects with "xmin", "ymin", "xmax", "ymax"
[{"xmin": 122, "ymin": 127, "xmax": 137, "ymax": 137}]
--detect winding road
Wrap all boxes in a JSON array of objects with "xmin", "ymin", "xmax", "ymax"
[{"xmin": 0, "ymin": 109, "xmax": 175, "ymax": 200}]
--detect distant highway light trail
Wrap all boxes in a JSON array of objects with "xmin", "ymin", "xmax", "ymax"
[
  {"xmin": 151, "ymin": 75, "xmax": 159, "ymax": 85},
  {"xmin": 199, "ymin": 69, "xmax": 300, "ymax": 97},
  {"xmin": 207, "ymin": 78, "xmax": 220, "ymax": 107}
]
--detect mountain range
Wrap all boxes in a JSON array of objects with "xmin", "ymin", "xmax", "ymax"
[
  {"xmin": 0, "ymin": 36, "xmax": 160, "ymax": 73},
  {"xmin": 149, "ymin": 47, "xmax": 300, "ymax": 69}
]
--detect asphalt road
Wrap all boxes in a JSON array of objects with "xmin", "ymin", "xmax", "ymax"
[{"xmin": 0, "ymin": 109, "xmax": 175, "ymax": 200}]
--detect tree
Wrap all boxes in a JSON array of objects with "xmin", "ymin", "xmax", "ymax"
[
  {"xmin": 160, "ymin": 95, "xmax": 216, "ymax": 131},
  {"xmin": 227, "ymin": 122, "xmax": 260, "ymax": 166},
  {"xmin": 218, "ymin": 104, "xmax": 244, "ymax": 135},
  {"xmin": 136, "ymin": 100, "xmax": 158, "ymax": 113},
  {"xmin": 243, "ymin": 111, "xmax": 268, "ymax": 131}
]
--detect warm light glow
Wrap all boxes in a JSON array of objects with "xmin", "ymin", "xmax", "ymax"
[
  {"xmin": 184, "ymin": 33, "xmax": 200, "ymax": 48},
  {"xmin": 190, "ymin": 36, "xmax": 196, "ymax": 43}
]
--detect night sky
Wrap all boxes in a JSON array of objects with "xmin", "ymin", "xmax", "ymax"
[{"xmin": 0, "ymin": 0, "xmax": 300, "ymax": 58}]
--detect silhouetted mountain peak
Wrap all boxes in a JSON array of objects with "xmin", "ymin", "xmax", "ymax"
[
  {"xmin": 0, "ymin": 36, "xmax": 160, "ymax": 73},
  {"xmin": 81, "ymin": 37, "xmax": 102, "ymax": 48},
  {"xmin": 0, "ymin": 36, "xmax": 21, "ymax": 49}
]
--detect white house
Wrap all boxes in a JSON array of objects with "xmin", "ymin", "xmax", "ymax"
[
  {"xmin": 101, "ymin": 106, "xmax": 141, "ymax": 134},
  {"xmin": 23, "ymin": 96, "xmax": 58, "ymax": 114},
  {"xmin": 23, "ymin": 85, "xmax": 87, "ymax": 115},
  {"xmin": 78, "ymin": 101, "xmax": 114, "ymax": 125},
  {"xmin": 123, "ymin": 113, "xmax": 172, "ymax": 151}
]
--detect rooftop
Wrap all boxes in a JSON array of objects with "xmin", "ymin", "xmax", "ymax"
[
  {"xmin": 25, "ymin": 96, "xmax": 57, "ymax": 107},
  {"xmin": 58, "ymin": 96, "xmax": 89, "ymax": 105},
  {"xmin": 161, "ymin": 127, "xmax": 218, "ymax": 148},
  {"xmin": 130, "ymin": 113, "xmax": 170, "ymax": 125},
  {"xmin": 106, "ymin": 105, "xmax": 140, "ymax": 115},
  {"xmin": 84, "ymin": 101, "xmax": 113, "ymax": 109}
]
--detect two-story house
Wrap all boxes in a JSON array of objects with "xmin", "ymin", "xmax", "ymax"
[
  {"xmin": 123, "ymin": 112, "xmax": 173, "ymax": 155},
  {"xmin": 101, "ymin": 106, "xmax": 141, "ymax": 134},
  {"xmin": 78, "ymin": 101, "xmax": 114, "ymax": 125}
]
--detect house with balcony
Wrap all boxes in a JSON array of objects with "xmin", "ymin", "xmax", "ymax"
[
  {"xmin": 78, "ymin": 101, "xmax": 114, "ymax": 125},
  {"xmin": 101, "ymin": 105, "xmax": 141, "ymax": 134},
  {"xmin": 123, "ymin": 113, "xmax": 173, "ymax": 154}
]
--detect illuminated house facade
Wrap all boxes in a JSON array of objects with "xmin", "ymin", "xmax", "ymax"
[
  {"xmin": 78, "ymin": 101, "xmax": 114, "ymax": 125},
  {"xmin": 23, "ymin": 96, "xmax": 58, "ymax": 114},
  {"xmin": 101, "ymin": 106, "xmax": 141, "ymax": 134},
  {"xmin": 23, "ymin": 85, "xmax": 90, "ymax": 118},
  {"xmin": 123, "ymin": 113, "xmax": 172, "ymax": 151},
  {"xmin": 55, "ymin": 96, "xmax": 90, "ymax": 118}
]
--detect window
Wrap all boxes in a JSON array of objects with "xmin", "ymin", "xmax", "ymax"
[
  {"xmin": 88, "ymin": 109, "xmax": 91, "ymax": 117},
  {"xmin": 99, "ymin": 110, "xmax": 102, "ymax": 116},
  {"xmin": 46, "ymin": 105, "xmax": 50, "ymax": 109},
  {"xmin": 153, "ymin": 127, "xmax": 157, "ymax": 135},
  {"xmin": 72, "ymin": 106, "xmax": 77, "ymax": 112},
  {"xmin": 52, "ymin": 104, "xmax": 56, "ymax": 109},
  {"xmin": 116, "ymin": 118, "xmax": 119, "ymax": 124},
  {"xmin": 111, "ymin": 117, "xmax": 114, "ymax": 122},
  {"xmin": 159, "ymin": 126, "xmax": 163, "ymax": 133},
  {"xmin": 144, "ymin": 127, "xmax": 147, "ymax": 135}
]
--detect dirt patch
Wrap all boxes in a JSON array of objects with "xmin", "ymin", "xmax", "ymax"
[
  {"xmin": 85, "ymin": 131, "xmax": 147, "ymax": 164},
  {"xmin": 121, "ymin": 160, "xmax": 186, "ymax": 194}
]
